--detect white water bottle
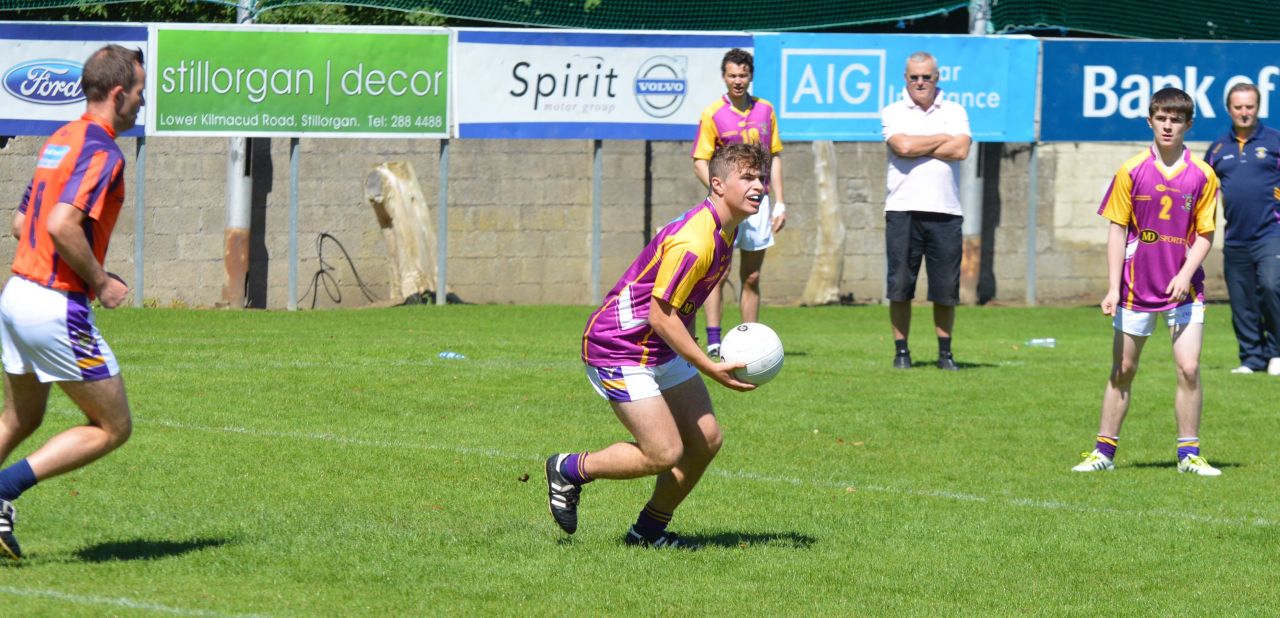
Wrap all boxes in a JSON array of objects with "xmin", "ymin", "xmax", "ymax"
[{"xmin": 1026, "ymin": 338, "xmax": 1056, "ymax": 348}]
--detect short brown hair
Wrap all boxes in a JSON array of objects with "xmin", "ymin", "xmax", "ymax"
[
  {"xmin": 709, "ymin": 142, "xmax": 767, "ymax": 183},
  {"xmin": 721, "ymin": 48, "xmax": 753, "ymax": 75},
  {"xmin": 82, "ymin": 44, "xmax": 144, "ymax": 103},
  {"xmin": 1225, "ymin": 82, "xmax": 1261, "ymax": 107},
  {"xmin": 1149, "ymin": 87, "xmax": 1194, "ymax": 121}
]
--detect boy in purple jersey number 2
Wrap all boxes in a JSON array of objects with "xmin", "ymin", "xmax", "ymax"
[
  {"xmin": 1073, "ymin": 88, "xmax": 1222, "ymax": 476},
  {"xmin": 544, "ymin": 144, "xmax": 766, "ymax": 549}
]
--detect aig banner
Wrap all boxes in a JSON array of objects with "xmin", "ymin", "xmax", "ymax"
[
  {"xmin": 0, "ymin": 22, "xmax": 148, "ymax": 136},
  {"xmin": 454, "ymin": 29, "xmax": 752, "ymax": 139},
  {"xmin": 751, "ymin": 34, "xmax": 1038, "ymax": 142},
  {"xmin": 1042, "ymin": 39, "xmax": 1280, "ymax": 142}
]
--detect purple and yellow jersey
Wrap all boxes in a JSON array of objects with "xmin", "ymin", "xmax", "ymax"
[
  {"xmin": 690, "ymin": 95, "xmax": 782, "ymax": 192},
  {"xmin": 1097, "ymin": 146, "xmax": 1219, "ymax": 312},
  {"xmin": 583, "ymin": 199, "xmax": 735, "ymax": 367}
]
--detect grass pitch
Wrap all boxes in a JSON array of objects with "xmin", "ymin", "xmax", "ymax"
[{"xmin": 1, "ymin": 303, "xmax": 1277, "ymax": 616}]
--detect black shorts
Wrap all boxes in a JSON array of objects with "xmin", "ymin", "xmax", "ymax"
[{"xmin": 885, "ymin": 210, "xmax": 962, "ymax": 305}]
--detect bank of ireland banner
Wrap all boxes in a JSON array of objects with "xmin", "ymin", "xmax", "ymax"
[
  {"xmin": 454, "ymin": 29, "xmax": 752, "ymax": 139},
  {"xmin": 751, "ymin": 34, "xmax": 1038, "ymax": 142},
  {"xmin": 148, "ymin": 25, "xmax": 449, "ymax": 138},
  {"xmin": 1042, "ymin": 40, "xmax": 1280, "ymax": 142},
  {"xmin": 0, "ymin": 23, "xmax": 148, "ymax": 136}
]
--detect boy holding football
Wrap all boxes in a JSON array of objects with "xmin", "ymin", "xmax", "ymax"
[
  {"xmin": 1072, "ymin": 87, "xmax": 1222, "ymax": 476},
  {"xmin": 544, "ymin": 143, "xmax": 764, "ymax": 548}
]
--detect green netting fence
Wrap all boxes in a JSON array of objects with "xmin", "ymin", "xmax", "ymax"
[{"xmin": 1, "ymin": 0, "xmax": 1277, "ymax": 40}]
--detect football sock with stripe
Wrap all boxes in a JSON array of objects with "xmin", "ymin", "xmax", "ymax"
[
  {"xmin": 0, "ymin": 459, "xmax": 37, "ymax": 501},
  {"xmin": 1177, "ymin": 437, "xmax": 1200, "ymax": 460},
  {"xmin": 558, "ymin": 452, "xmax": 593, "ymax": 485},
  {"xmin": 632, "ymin": 502, "xmax": 673, "ymax": 541},
  {"xmin": 1095, "ymin": 435, "xmax": 1118, "ymax": 460},
  {"xmin": 706, "ymin": 327, "xmax": 722, "ymax": 348}
]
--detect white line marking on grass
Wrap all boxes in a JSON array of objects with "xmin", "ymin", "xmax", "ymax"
[
  {"xmin": 0, "ymin": 585, "xmax": 268, "ymax": 617},
  {"xmin": 712, "ymin": 469, "xmax": 1278, "ymax": 528},
  {"xmin": 118, "ymin": 413, "xmax": 1277, "ymax": 530}
]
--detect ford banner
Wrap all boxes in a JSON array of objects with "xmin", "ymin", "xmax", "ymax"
[{"xmin": 0, "ymin": 22, "xmax": 148, "ymax": 136}]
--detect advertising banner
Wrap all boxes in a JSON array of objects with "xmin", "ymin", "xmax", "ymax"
[
  {"xmin": 751, "ymin": 34, "xmax": 1039, "ymax": 142},
  {"xmin": 1042, "ymin": 39, "xmax": 1280, "ymax": 142},
  {"xmin": 0, "ymin": 22, "xmax": 148, "ymax": 136},
  {"xmin": 454, "ymin": 29, "xmax": 752, "ymax": 139},
  {"xmin": 148, "ymin": 25, "xmax": 449, "ymax": 138}
]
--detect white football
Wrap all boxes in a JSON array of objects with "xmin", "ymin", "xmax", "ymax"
[{"xmin": 719, "ymin": 322, "xmax": 784, "ymax": 386}]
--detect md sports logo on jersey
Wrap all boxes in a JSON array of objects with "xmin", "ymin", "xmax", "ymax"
[
  {"xmin": 633, "ymin": 55, "xmax": 687, "ymax": 118},
  {"xmin": 1139, "ymin": 229, "xmax": 1160, "ymax": 244},
  {"xmin": 3, "ymin": 59, "xmax": 84, "ymax": 105}
]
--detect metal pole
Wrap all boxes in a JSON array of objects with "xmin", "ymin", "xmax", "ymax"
[
  {"xmin": 221, "ymin": 0, "xmax": 254, "ymax": 309},
  {"xmin": 959, "ymin": 0, "xmax": 990, "ymax": 304},
  {"xmin": 1026, "ymin": 143, "xmax": 1038, "ymax": 306},
  {"xmin": 133, "ymin": 137, "xmax": 145, "ymax": 307},
  {"xmin": 288, "ymin": 138, "xmax": 300, "ymax": 311},
  {"xmin": 436, "ymin": 139, "xmax": 449, "ymax": 306},
  {"xmin": 591, "ymin": 139, "xmax": 603, "ymax": 303}
]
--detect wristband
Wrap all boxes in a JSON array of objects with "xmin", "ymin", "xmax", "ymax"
[{"xmin": 771, "ymin": 201, "xmax": 786, "ymax": 216}]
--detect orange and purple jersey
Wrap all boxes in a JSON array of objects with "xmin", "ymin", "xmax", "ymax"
[
  {"xmin": 691, "ymin": 95, "xmax": 782, "ymax": 192},
  {"xmin": 1097, "ymin": 146, "xmax": 1218, "ymax": 312},
  {"xmin": 13, "ymin": 114, "xmax": 125, "ymax": 297},
  {"xmin": 583, "ymin": 199, "xmax": 734, "ymax": 367}
]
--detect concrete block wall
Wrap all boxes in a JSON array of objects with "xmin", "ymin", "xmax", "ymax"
[{"xmin": 0, "ymin": 134, "xmax": 1230, "ymax": 309}]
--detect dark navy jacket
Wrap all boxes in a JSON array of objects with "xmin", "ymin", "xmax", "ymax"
[{"xmin": 1205, "ymin": 122, "xmax": 1280, "ymax": 247}]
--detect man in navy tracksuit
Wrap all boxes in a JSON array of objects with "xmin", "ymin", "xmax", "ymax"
[{"xmin": 1205, "ymin": 82, "xmax": 1280, "ymax": 375}]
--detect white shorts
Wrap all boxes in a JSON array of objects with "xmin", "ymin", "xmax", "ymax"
[
  {"xmin": 1113, "ymin": 301, "xmax": 1205, "ymax": 337},
  {"xmin": 0, "ymin": 276, "xmax": 120, "ymax": 382},
  {"xmin": 585, "ymin": 356, "xmax": 699, "ymax": 403},
  {"xmin": 734, "ymin": 194, "xmax": 776, "ymax": 252}
]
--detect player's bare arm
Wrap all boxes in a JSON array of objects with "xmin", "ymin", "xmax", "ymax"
[
  {"xmin": 10, "ymin": 209, "xmax": 23, "ymax": 240},
  {"xmin": 1101, "ymin": 222, "xmax": 1127, "ymax": 316},
  {"xmin": 769, "ymin": 154, "xmax": 786, "ymax": 232},
  {"xmin": 692, "ymin": 158, "xmax": 711, "ymax": 189},
  {"xmin": 648, "ymin": 296, "xmax": 754, "ymax": 391},
  {"xmin": 886, "ymin": 133, "xmax": 949, "ymax": 158},
  {"xmin": 1166, "ymin": 231, "xmax": 1214, "ymax": 302},
  {"xmin": 46, "ymin": 201, "xmax": 128, "ymax": 308}
]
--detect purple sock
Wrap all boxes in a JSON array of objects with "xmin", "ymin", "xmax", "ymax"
[
  {"xmin": 0, "ymin": 459, "xmax": 37, "ymax": 502},
  {"xmin": 1095, "ymin": 435, "xmax": 1118, "ymax": 460},
  {"xmin": 559, "ymin": 452, "xmax": 593, "ymax": 485},
  {"xmin": 707, "ymin": 327, "xmax": 722, "ymax": 346},
  {"xmin": 1177, "ymin": 437, "xmax": 1200, "ymax": 460},
  {"xmin": 633, "ymin": 502, "xmax": 673, "ymax": 540}
]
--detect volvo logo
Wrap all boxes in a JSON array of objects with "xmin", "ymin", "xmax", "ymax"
[
  {"xmin": 634, "ymin": 55, "xmax": 687, "ymax": 118},
  {"xmin": 3, "ymin": 59, "xmax": 84, "ymax": 105}
]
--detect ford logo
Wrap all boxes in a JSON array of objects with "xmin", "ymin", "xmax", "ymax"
[{"xmin": 3, "ymin": 59, "xmax": 85, "ymax": 105}]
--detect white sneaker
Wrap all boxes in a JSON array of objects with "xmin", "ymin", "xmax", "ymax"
[
  {"xmin": 1269, "ymin": 357, "xmax": 1280, "ymax": 376},
  {"xmin": 706, "ymin": 343, "xmax": 721, "ymax": 359},
  {"xmin": 1177, "ymin": 454, "xmax": 1222, "ymax": 477},
  {"xmin": 1072, "ymin": 449, "xmax": 1115, "ymax": 472},
  {"xmin": 1230, "ymin": 365, "xmax": 1255, "ymax": 374}
]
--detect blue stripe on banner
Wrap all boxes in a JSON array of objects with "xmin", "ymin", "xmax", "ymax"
[
  {"xmin": 459, "ymin": 122, "xmax": 696, "ymax": 140},
  {"xmin": 0, "ymin": 119, "xmax": 143, "ymax": 138},
  {"xmin": 0, "ymin": 23, "xmax": 147, "ymax": 41},
  {"xmin": 457, "ymin": 30, "xmax": 751, "ymax": 49}
]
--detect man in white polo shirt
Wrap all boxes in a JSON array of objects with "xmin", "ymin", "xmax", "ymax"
[{"xmin": 880, "ymin": 51, "xmax": 972, "ymax": 371}]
